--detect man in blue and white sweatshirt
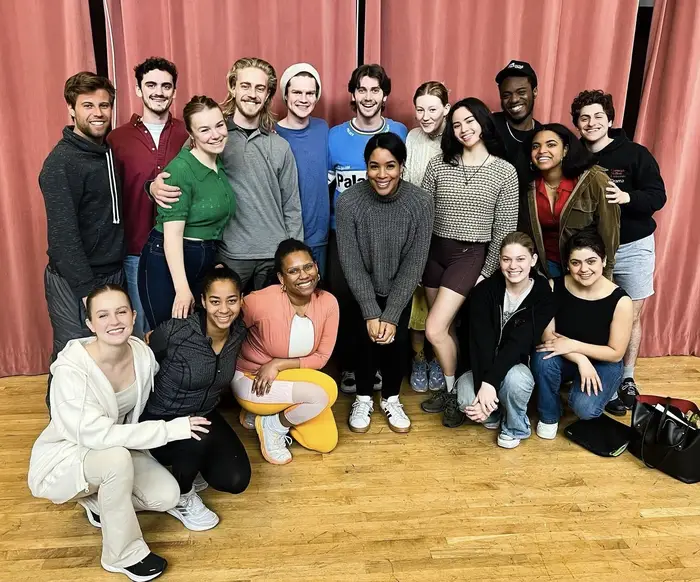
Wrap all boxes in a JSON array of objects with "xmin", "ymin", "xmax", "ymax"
[
  {"xmin": 327, "ymin": 64, "xmax": 408, "ymax": 394},
  {"xmin": 276, "ymin": 63, "xmax": 330, "ymax": 277}
]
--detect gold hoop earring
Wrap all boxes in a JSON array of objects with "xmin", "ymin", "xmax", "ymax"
[{"xmin": 281, "ymin": 284, "xmax": 287, "ymax": 292}]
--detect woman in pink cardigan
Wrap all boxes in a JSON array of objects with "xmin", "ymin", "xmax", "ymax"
[{"xmin": 231, "ymin": 239, "xmax": 340, "ymax": 465}]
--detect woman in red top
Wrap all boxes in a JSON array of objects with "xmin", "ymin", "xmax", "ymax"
[
  {"xmin": 231, "ymin": 239, "xmax": 340, "ymax": 465},
  {"xmin": 524, "ymin": 123, "xmax": 620, "ymax": 278}
]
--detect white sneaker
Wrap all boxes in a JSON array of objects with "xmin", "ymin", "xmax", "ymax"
[
  {"xmin": 497, "ymin": 433, "xmax": 521, "ymax": 449},
  {"xmin": 167, "ymin": 487, "xmax": 219, "ymax": 531},
  {"xmin": 374, "ymin": 370, "xmax": 383, "ymax": 392},
  {"xmin": 349, "ymin": 395, "xmax": 373, "ymax": 433},
  {"xmin": 77, "ymin": 495, "xmax": 101, "ymax": 528},
  {"xmin": 380, "ymin": 395, "xmax": 411, "ymax": 433},
  {"xmin": 255, "ymin": 415, "xmax": 292, "ymax": 465},
  {"xmin": 536, "ymin": 421, "xmax": 558, "ymax": 440},
  {"xmin": 193, "ymin": 472, "xmax": 208, "ymax": 493},
  {"xmin": 239, "ymin": 408, "xmax": 256, "ymax": 430},
  {"xmin": 340, "ymin": 371, "xmax": 357, "ymax": 394}
]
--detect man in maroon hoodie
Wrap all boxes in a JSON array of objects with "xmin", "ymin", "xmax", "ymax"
[{"xmin": 108, "ymin": 57, "xmax": 188, "ymax": 336}]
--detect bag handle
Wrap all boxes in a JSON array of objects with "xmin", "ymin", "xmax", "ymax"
[{"xmin": 641, "ymin": 397, "xmax": 691, "ymax": 469}]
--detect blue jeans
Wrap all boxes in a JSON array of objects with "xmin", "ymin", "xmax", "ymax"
[
  {"xmin": 138, "ymin": 230, "xmax": 217, "ymax": 329},
  {"xmin": 456, "ymin": 364, "xmax": 535, "ymax": 439},
  {"xmin": 532, "ymin": 351, "xmax": 622, "ymax": 424},
  {"xmin": 124, "ymin": 255, "xmax": 149, "ymax": 338},
  {"xmin": 310, "ymin": 243, "xmax": 328, "ymax": 280},
  {"xmin": 547, "ymin": 259, "xmax": 563, "ymax": 278}
]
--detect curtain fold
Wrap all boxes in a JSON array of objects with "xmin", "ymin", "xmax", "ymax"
[
  {"xmin": 636, "ymin": 0, "xmax": 700, "ymax": 356},
  {"xmin": 104, "ymin": 0, "xmax": 358, "ymax": 128},
  {"xmin": 0, "ymin": 0, "xmax": 95, "ymax": 377},
  {"xmin": 363, "ymin": 0, "xmax": 638, "ymax": 130}
]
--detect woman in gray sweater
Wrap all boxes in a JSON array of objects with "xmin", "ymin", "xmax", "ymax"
[{"xmin": 336, "ymin": 132, "xmax": 434, "ymax": 434}]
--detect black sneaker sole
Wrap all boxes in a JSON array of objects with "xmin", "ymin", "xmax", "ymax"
[{"xmin": 605, "ymin": 405, "xmax": 627, "ymax": 417}]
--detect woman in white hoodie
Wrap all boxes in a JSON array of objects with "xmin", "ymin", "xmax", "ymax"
[{"xmin": 28, "ymin": 284, "xmax": 209, "ymax": 582}]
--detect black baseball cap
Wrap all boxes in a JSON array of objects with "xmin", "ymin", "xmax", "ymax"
[{"xmin": 495, "ymin": 60, "xmax": 538, "ymax": 88}]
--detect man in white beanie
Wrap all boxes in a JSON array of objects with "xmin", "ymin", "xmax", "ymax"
[{"xmin": 276, "ymin": 63, "xmax": 330, "ymax": 276}]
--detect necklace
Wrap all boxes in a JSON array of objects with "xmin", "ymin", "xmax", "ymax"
[
  {"xmin": 460, "ymin": 153, "xmax": 490, "ymax": 188},
  {"xmin": 506, "ymin": 119, "xmax": 535, "ymax": 143},
  {"xmin": 543, "ymin": 179, "xmax": 561, "ymax": 190}
]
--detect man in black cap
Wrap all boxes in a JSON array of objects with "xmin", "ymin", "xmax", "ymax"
[{"xmin": 492, "ymin": 60, "xmax": 542, "ymax": 229}]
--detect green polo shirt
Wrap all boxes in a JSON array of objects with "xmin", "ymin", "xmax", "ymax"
[{"xmin": 155, "ymin": 148, "xmax": 236, "ymax": 240}]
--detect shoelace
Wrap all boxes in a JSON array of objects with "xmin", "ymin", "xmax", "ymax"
[
  {"xmin": 351, "ymin": 400, "xmax": 373, "ymax": 417},
  {"xmin": 180, "ymin": 492, "xmax": 208, "ymax": 517},
  {"xmin": 444, "ymin": 393, "xmax": 460, "ymax": 415},
  {"xmin": 384, "ymin": 400, "xmax": 408, "ymax": 420},
  {"xmin": 269, "ymin": 430, "xmax": 293, "ymax": 452}
]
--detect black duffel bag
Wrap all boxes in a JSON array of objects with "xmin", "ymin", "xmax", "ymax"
[{"xmin": 629, "ymin": 395, "xmax": 700, "ymax": 484}]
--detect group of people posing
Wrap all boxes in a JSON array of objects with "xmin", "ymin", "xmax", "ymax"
[{"xmin": 28, "ymin": 56, "xmax": 665, "ymax": 581}]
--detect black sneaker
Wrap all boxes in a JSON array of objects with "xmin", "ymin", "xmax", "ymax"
[
  {"xmin": 102, "ymin": 552, "xmax": 167, "ymax": 581},
  {"xmin": 618, "ymin": 377, "xmax": 640, "ymax": 409},
  {"xmin": 605, "ymin": 397, "xmax": 627, "ymax": 416},
  {"xmin": 421, "ymin": 390, "xmax": 448, "ymax": 413},
  {"xmin": 442, "ymin": 391, "xmax": 465, "ymax": 428},
  {"xmin": 77, "ymin": 498, "xmax": 101, "ymax": 528}
]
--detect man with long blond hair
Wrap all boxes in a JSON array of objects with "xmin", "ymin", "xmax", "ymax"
[{"xmin": 151, "ymin": 57, "xmax": 302, "ymax": 290}]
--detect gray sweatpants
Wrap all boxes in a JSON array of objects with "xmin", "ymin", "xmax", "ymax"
[{"xmin": 44, "ymin": 266, "xmax": 125, "ymax": 409}]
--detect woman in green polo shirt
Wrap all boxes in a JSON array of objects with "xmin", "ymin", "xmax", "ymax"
[{"xmin": 138, "ymin": 95, "xmax": 235, "ymax": 328}]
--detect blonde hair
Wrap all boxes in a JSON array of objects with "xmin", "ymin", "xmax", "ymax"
[
  {"xmin": 413, "ymin": 81, "xmax": 449, "ymax": 106},
  {"xmin": 221, "ymin": 57, "xmax": 278, "ymax": 133},
  {"xmin": 500, "ymin": 231, "xmax": 536, "ymax": 256}
]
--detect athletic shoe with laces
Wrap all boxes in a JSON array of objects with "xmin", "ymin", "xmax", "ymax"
[
  {"xmin": 605, "ymin": 396, "xmax": 628, "ymax": 416},
  {"xmin": 239, "ymin": 408, "xmax": 256, "ymax": 430},
  {"xmin": 497, "ymin": 433, "xmax": 521, "ymax": 449},
  {"xmin": 340, "ymin": 371, "xmax": 357, "ymax": 394},
  {"xmin": 442, "ymin": 391, "xmax": 465, "ymax": 428},
  {"xmin": 618, "ymin": 377, "xmax": 640, "ymax": 409},
  {"xmin": 536, "ymin": 420, "xmax": 558, "ymax": 440},
  {"xmin": 421, "ymin": 389, "xmax": 448, "ymax": 413},
  {"xmin": 102, "ymin": 551, "xmax": 167, "ymax": 582},
  {"xmin": 77, "ymin": 495, "xmax": 101, "ymax": 528},
  {"xmin": 255, "ymin": 415, "xmax": 293, "ymax": 465},
  {"xmin": 428, "ymin": 359, "xmax": 446, "ymax": 391},
  {"xmin": 167, "ymin": 487, "xmax": 219, "ymax": 531},
  {"xmin": 410, "ymin": 359, "xmax": 429, "ymax": 392},
  {"xmin": 349, "ymin": 395, "xmax": 373, "ymax": 433},
  {"xmin": 193, "ymin": 472, "xmax": 209, "ymax": 493},
  {"xmin": 380, "ymin": 395, "xmax": 411, "ymax": 433},
  {"xmin": 374, "ymin": 370, "xmax": 383, "ymax": 392}
]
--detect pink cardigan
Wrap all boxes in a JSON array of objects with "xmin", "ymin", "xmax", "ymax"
[{"xmin": 236, "ymin": 285, "xmax": 340, "ymax": 373}]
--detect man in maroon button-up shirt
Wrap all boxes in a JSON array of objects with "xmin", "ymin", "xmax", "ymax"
[{"xmin": 107, "ymin": 57, "xmax": 188, "ymax": 336}]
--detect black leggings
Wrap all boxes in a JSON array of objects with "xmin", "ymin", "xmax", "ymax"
[
  {"xmin": 354, "ymin": 295, "xmax": 411, "ymax": 399},
  {"xmin": 141, "ymin": 409, "xmax": 251, "ymax": 495},
  {"xmin": 327, "ymin": 230, "xmax": 357, "ymax": 372}
]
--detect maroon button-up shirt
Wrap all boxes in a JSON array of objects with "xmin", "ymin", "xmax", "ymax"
[{"xmin": 107, "ymin": 113, "xmax": 188, "ymax": 255}]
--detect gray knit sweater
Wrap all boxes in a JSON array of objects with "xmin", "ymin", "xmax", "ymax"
[{"xmin": 336, "ymin": 179, "xmax": 434, "ymax": 324}]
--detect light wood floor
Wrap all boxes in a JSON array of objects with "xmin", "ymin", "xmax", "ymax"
[{"xmin": 2, "ymin": 357, "xmax": 700, "ymax": 582}]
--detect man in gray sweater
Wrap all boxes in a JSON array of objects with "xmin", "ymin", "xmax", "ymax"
[{"xmin": 151, "ymin": 58, "xmax": 302, "ymax": 290}]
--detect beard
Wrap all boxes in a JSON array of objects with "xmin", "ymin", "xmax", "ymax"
[
  {"xmin": 504, "ymin": 101, "xmax": 534, "ymax": 123},
  {"xmin": 235, "ymin": 98, "xmax": 263, "ymax": 120},
  {"xmin": 143, "ymin": 96, "xmax": 171, "ymax": 115},
  {"xmin": 75, "ymin": 116, "xmax": 109, "ymax": 140}
]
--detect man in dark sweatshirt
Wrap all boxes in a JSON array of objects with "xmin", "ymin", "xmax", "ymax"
[
  {"xmin": 571, "ymin": 89, "xmax": 666, "ymax": 414},
  {"xmin": 492, "ymin": 60, "xmax": 543, "ymax": 230},
  {"xmin": 39, "ymin": 71, "xmax": 125, "ymax": 405}
]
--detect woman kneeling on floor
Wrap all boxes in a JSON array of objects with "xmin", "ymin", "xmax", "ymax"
[
  {"xmin": 453, "ymin": 232, "xmax": 556, "ymax": 448},
  {"xmin": 28, "ymin": 285, "xmax": 209, "ymax": 581},
  {"xmin": 532, "ymin": 230, "xmax": 633, "ymax": 439},
  {"xmin": 231, "ymin": 239, "xmax": 340, "ymax": 465},
  {"xmin": 140, "ymin": 265, "xmax": 251, "ymax": 531}
]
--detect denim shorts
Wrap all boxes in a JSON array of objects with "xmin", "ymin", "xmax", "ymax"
[{"xmin": 613, "ymin": 234, "xmax": 655, "ymax": 300}]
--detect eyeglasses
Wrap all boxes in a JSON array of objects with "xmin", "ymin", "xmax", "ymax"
[{"xmin": 285, "ymin": 263, "xmax": 316, "ymax": 276}]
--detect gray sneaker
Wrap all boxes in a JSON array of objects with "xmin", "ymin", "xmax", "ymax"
[
  {"xmin": 421, "ymin": 389, "xmax": 449, "ymax": 413},
  {"xmin": 428, "ymin": 359, "xmax": 446, "ymax": 391},
  {"xmin": 410, "ymin": 359, "xmax": 429, "ymax": 392}
]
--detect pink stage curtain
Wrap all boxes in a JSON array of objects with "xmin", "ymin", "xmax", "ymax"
[
  {"xmin": 363, "ymin": 0, "xmax": 638, "ymax": 130},
  {"xmin": 104, "ymin": 0, "xmax": 357, "ymax": 129},
  {"xmin": 637, "ymin": 0, "xmax": 700, "ymax": 357},
  {"xmin": 0, "ymin": 1, "xmax": 95, "ymax": 377}
]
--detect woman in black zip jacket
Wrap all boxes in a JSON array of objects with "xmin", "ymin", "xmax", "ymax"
[
  {"xmin": 140, "ymin": 265, "xmax": 250, "ymax": 532},
  {"xmin": 450, "ymin": 232, "xmax": 556, "ymax": 449}
]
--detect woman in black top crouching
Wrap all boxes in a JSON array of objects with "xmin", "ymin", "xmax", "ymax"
[
  {"xmin": 141, "ymin": 265, "xmax": 250, "ymax": 532},
  {"xmin": 532, "ymin": 230, "xmax": 632, "ymax": 440}
]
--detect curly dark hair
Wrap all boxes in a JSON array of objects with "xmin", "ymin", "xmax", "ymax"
[
  {"xmin": 570, "ymin": 89, "xmax": 615, "ymax": 127},
  {"xmin": 441, "ymin": 97, "xmax": 506, "ymax": 164},
  {"xmin": 134, "ymin": 57, "xmax": 178, "ymax": 88},
  {"xmin": 526, "ymin": 123, "xmax": 596, "ymax": 179}
]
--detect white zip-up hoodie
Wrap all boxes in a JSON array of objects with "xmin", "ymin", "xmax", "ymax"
[{"xmin": 28, "ymin": 337, "xmax": 191, "ymax": 504}]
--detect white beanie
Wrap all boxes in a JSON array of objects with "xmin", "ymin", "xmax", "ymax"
[{"xmin": 280, "ymin": 63, "xmax": 322, "ymax": 102}]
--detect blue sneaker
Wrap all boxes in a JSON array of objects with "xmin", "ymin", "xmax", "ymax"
[
  {"xmin": 428, "ymin": 359, "xmax": 446, "ymax": 391},
  {"xmin": 410, "ymin": 359, "xmax": 429, "ymax": 392}
]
